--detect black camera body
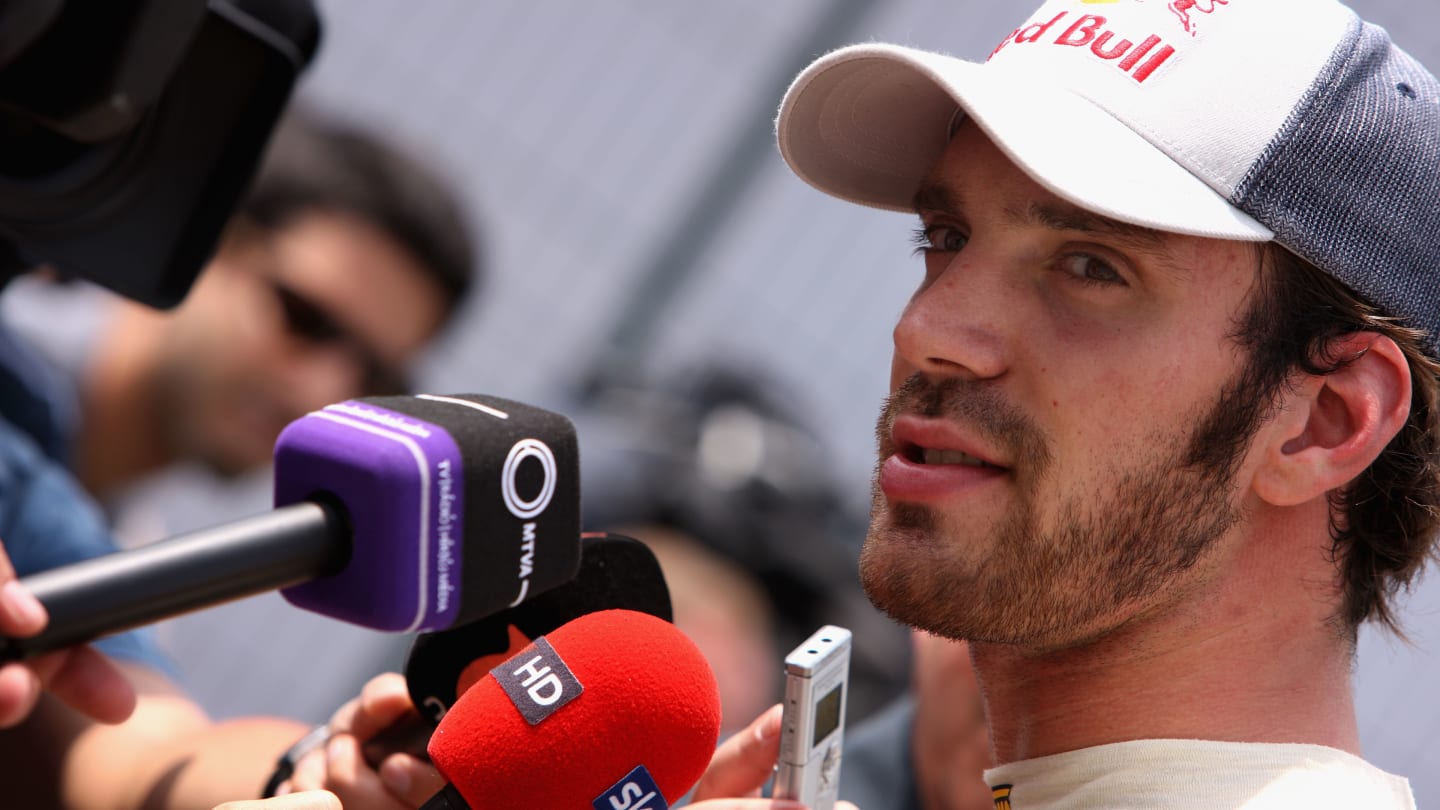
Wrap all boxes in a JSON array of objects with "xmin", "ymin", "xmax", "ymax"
[{"xmin": 0, "ymin": 0, "xmax": 320, "ymax": 308}]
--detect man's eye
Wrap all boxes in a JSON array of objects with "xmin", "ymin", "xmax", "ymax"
[
  {"xmin": 1058, "ymin": 253, "xmax": 1123, "ymax": 285},
  {"xmin": 910, "ymin": 226, "xmax": 968, "ymax": 254}
]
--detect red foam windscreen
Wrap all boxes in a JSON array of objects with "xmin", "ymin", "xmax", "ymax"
[{"xmin": 427, "ymin": 608, "xmax": 722, "ymax": 808}]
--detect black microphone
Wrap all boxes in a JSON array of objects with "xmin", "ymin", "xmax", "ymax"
[
  {"xmin": 406, "ymin": 531, "xmax": 673, "ymax": 723},
  {"xmin": 1, "ymin": 393, "xmax": 582, "ymax": 660},
  {"xmin": 352, "ymin": 531, "xmax": 673, "ymax": 769}
]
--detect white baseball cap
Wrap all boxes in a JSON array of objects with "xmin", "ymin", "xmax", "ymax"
[{"xmin": 776, "ymin": 0, "xmax": 1440, "ymax": 347}]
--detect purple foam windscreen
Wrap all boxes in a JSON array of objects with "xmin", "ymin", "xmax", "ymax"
[{"xmin": 275, "ymin": 393, "xmax": 582, "ymax": 632}]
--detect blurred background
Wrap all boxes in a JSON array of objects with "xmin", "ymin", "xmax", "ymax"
[{"xmin": 4, "ymin": 0, "xmax": 1436, "ymax": 801}]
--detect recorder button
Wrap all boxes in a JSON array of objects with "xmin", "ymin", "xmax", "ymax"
[{"xmin": 820, "ymin": 740, "xmax": 841, "ymax": 788}]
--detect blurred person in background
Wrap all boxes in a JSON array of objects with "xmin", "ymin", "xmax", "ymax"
[
  {"xmin": 3, "ymin": 106, "xmax": 476, "ymax": 510},
  {"xmin": 570, "ymin": 364, "xmax": 912, "ymax": 725},
  {"xmin": 840, "ymin": 631, "xmax": 992, "ymax": 810},
  {"xmin": 613, "ymin": 522, "xmax": 781, "ymax": 740},
  {"xmin": 1, "ymin": 106, "xmax": 480, "ymax": 727},
  {"xmin": 0, "ymin": 114, "xmax": 473, "ymax": 810}
]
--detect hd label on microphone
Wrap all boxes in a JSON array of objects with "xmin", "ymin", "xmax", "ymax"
[
  {"xmin": 494, "ymin": 636, "xmax": 583, "ymax": 724},
  {"xmin": 594, "ymin": 765, "xmax": 668, "ymax": 810}
]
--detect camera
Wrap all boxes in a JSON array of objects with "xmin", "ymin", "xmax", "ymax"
[{"xmin": 0, "ymin": 0, "xmax": 320, "ymax": 308}]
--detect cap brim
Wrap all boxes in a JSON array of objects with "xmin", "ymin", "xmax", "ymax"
[{"xmin": 776, "ymin": 43, "xmax": 1273, "ymax": 241}]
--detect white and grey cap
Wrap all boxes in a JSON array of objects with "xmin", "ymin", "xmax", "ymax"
[{"xmin": 776, "ymin": 0, "xmax": 1440, "ymax": 351}]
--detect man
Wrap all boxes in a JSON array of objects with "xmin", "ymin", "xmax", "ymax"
[
  {"xmin": 691, "ymin": 0, "xmax": 1437, "ymax": 807},
  {"xmin": 0, "ymin": 108, "xmax": 474, "ymax": 809}
]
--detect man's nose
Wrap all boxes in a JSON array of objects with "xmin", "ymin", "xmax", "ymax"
[
  {"xmin": 283, "ymin": 343, "xmax": 369, "ymax": 412},
  {"xmin": 892, "ymin": 252, "xmax": 1012, "ymax": 382}
]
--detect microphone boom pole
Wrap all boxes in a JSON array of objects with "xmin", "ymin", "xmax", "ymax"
[{"xmin": 1, "ymin": 501, "xmax": 347, "ymax": 661}]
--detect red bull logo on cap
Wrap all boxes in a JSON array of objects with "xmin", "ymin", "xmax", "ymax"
[
  {"xmin": 990, "ymin": 0, "xmax": 1237, "ymax": 79},
  {"xmin": 989, "ymin": 9, "xmax": 1177, "ymax": 84}
]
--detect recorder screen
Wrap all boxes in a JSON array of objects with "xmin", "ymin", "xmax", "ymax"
[{"xmin": 812, "ymin": 683, "xmax": 843, "ymax": 745}]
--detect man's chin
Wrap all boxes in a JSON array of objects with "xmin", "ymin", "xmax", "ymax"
[
  {"xmin": 858, "ymin": 532, "xmax": 957, "ymax": 630},
  {"xmin": 859, "ymin": 528, "xmax": 1048, "ymax": 646}
]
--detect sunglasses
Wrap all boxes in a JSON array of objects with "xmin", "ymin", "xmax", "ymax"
[{"xmin": 270, "ymin": 280, "xmax": 411, "ymax": 397}]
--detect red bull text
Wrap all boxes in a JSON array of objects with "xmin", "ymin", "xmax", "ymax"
[{"xmin": 990, "ymin": 10, "xmax": 1178, "ymax": 83}]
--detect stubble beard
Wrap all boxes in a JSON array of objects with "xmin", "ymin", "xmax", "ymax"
[{"xmin": 860, "ymin": 371, "xmax": 1266, "ymax": 651}]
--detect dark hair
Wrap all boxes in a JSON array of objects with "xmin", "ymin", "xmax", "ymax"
[
  {"xmin": 1237, "ymin": 244, "xmax": 1440, "ymax": 637},
  {"xmin": 239, "ymin": 108, "xmax": 477, "ymax": 322}
]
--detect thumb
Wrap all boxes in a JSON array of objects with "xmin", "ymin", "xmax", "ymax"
[
  {"xmin": 690, "ymin": 704, "xmax": 785, "ymax": 802},
  {"xmin": 379, "ymin": 751, "xmax": 447, "ymax": 808}
]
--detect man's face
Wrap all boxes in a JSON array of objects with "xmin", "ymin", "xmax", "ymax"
[
  {"xmin": 158, "ymin": 210, "xmax": 449, "ymax": 475},
  {"xmin": 860, "ymin": 121, "xmax": 1275, "ymax": 651}
]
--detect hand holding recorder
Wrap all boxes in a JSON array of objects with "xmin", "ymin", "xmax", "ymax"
[{"xmin": 775, "ymin": 625, "xmax": 852, "ymax": 810}]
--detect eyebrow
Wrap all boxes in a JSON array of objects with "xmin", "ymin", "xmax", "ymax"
[
  {"xmin": 912, "ymin": 181, "xmax": 1185, "ymax": 274},
  {"xmin": 912, "ymin": 183, "xmax": 958, "ymax": 217},
  {"xmin": 1016, "ymin": 200, "xmax": 1169, "ymax": 253}
]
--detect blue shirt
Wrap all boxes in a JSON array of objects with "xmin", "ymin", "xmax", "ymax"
[{"xmin": 0, "ymin": 321, "xmax": 172, "ymax": 674}]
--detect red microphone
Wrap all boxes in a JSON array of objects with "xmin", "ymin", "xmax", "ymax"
[{"xmin": 422, "ymin": 608, "xmax": 722, "ymax": 809}]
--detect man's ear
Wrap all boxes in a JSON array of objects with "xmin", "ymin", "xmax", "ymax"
[{"xmin": 1253, "ymin": 333, "xmax": 1411, "ymax": 507}]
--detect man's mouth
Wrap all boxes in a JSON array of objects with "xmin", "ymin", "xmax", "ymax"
[{"xmin": 915, "ymin": 447, "xmax": 1000, "ymax": 468}]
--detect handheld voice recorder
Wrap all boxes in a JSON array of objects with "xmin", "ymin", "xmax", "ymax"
[{"xmin": 774, "ymin": 624, "xmax": 851, "ymax": 810}]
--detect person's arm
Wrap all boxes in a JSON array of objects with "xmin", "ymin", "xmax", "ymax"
[
  {"xmin": 0, "ymin": 660, "xmax": 310, "ymax": 810},
  {"xmin": 0, "ymin": 541, "xmax": 136, "ymax": 729},
  {"xmin": 0, "ymin": 657, "xmax": 436, "ymax": 810}
]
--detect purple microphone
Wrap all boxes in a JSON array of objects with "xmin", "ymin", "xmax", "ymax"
[{"xmin": 0, "ymin": 393, "xmax": 581, "ymax": 660}]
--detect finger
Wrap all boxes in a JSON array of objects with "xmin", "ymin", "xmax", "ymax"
[
  {"xmin": 0, "ymin": 662, "xmax": 40, "ymax": 728},
  {"xmin": 0, "ymin": 578, "xmax": 47, "ymax": 637},
  {"xmin": 321, "ymin": 734, "xmax": 407, "ymax": 810},
  {"xmin": 287, "ymin": 749, "xmax": 328, "ymax": 794},
  {"xmin": 43, "ymin": 646, "xmax": 137, "ymax": 724},
  {"xmin": 361, "ymin": 713, "xmax": 433, "ymax": 769},
  {"xmin": 322, "ymin": 733, "xmax": 365, "ymax": 789},
  {"xmin": 690, "ymin": 704, "xmax": 786, "ymax": 802},
  {"xmin": 378, "ymin": 752, "xmax": 446, "ymax": 807},
  {"xmin": 0, "ymin": 542, "xmax": 17, "ymax": 582},
  {"xmin": 351, "ymin": 672, "xmax": 416, "ymax": 739},
  {"xmin": 325, "ymin": 695, "xmax": 361, "ymax": 736},
  {"xmin": 212, "ymin": 789, "xmax": 343, "ymax": 810}
]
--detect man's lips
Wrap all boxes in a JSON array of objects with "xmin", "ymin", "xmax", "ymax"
[
  {"xmin": 878, "ymin": 415, "xmax": 1009, "ymax": 501},
  {"xmin": 888, "ymin": 415, "xmax": 1006, "ymax": 467}
]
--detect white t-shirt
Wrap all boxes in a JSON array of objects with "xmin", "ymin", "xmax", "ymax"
[{"xmin": 984, "ymin": 739, "xmax": 1415, "ymax": 809}]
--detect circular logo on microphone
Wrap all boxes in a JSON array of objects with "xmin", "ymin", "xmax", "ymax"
[{"xmin": 502, "ymin": 438, "xmax": 557, "ymax": 519}]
